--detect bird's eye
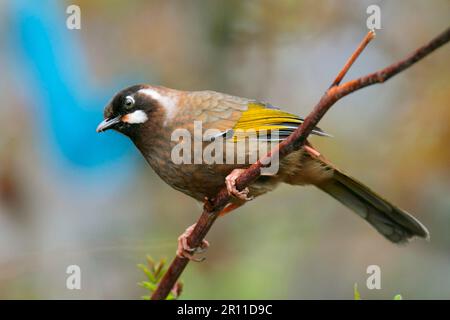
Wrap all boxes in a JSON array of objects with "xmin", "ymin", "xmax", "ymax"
[{"xmin": 124, "ymin": 96, "xmax": 135, "ymax": 108}]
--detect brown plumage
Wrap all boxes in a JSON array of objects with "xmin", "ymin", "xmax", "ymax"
[{"xmin": 97, "ymin": 84, "xmax": 429, "ymax": 255}]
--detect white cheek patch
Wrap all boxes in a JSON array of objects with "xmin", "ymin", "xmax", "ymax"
[
  {"xmin": 122, "ymin": 110, "xmax": 148, "ymax": 124},
  {"xmin": 138, "ymin": 88, "xmax": 178, "ymax": 124}
]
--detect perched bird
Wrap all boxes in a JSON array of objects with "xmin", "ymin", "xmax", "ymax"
[{"xmin": 97, "ymin": 84, "xmax": 429, "ymax": 259}]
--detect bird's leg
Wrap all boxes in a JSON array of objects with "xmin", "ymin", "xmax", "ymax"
[
  {"xmin": 304, "ymin": 144, "xmax": 321, "ymax": 157},
  {"xmin": 176, "ymin": 223, "xmax": 210, "ymax": 262},
  {"xmin": 225, "ymin": 169, "xmax": 254, "ymax": 201}
]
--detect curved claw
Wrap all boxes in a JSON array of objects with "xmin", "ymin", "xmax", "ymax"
[
  {"xmin": 176, "ymin": 224, "xmax": 210, "ymax": 262},
  {"xmin": 225, "ymin": 169, "xmax": 254, "ymax": 201},
  {"xmin": 233, "ymin": 187, "xmax": 254, "ymax": 201}
]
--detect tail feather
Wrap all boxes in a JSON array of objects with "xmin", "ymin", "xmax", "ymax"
[{"xmin": 317, "ymin": 169, "xmax": 429, "ymax": 243}]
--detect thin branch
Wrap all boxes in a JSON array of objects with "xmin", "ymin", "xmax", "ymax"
[
  {"xmin": 151, "ymin": 27, "xmax": 450, "ymax": 300},
  {"xmin": 330, "ymin": 30, "xmax": 376, "ymax": 87}
]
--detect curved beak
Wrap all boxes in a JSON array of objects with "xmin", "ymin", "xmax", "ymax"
[{"xmin": 96, "ymin": 115, "xmax": 121, "ymax": 133}]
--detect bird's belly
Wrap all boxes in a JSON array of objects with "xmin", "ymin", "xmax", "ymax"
[
  {"xmin": 144, "ymin": 144, "xmax": 325, "ymax": 201},
  {"xmin": 147, "ymin": 157, "xmax": 239, "ymax": 201}
]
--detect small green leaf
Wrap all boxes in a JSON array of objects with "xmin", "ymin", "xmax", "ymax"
[
  {"xmin": 137, "ymin": 263, "xmax": 156, "ymax": 283},
  {"xmin": 354, "ymin": 283, "xmax": 361, "ymax": 300},
  {"xmin": 138, "ymin": 256, "xmax": 182, "ymax": 300},
  {"xmin": 166, "ymin": 293, "xmax": 176, "ymax": 300},
  {"xmin": 146, "ymin": 255, "xmax": 155, "ymax": 266},
  {"xmin": 140, "ymin": 281, "xmax": 157, "ymax": 291},
  {"xmin": 154, "ymin": 260, "xmax": 166, "ymax": 279}
]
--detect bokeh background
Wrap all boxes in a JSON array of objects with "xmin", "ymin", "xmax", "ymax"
[{"xmin": 0, "ymin": 0, "xmax": 449, "ymax": 299}]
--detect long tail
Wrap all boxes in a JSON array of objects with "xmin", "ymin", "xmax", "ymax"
[{"xmin": 315, "ymin": 164, "xmax": 429, "ymax": 243}]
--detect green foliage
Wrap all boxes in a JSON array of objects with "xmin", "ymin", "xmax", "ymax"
[
  {"xmin": 353, "ymin": 283, "xmax": 402, "ymax": 300},
  {"xmin": 353, "ymin": 283, "xmax": 361, "ymax": 300},
  {"xmin": 138, "ymin": 256, "xmax": 183, "ymax": 300}
]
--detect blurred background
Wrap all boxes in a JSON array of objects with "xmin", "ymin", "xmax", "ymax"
[{"xmin": 0, "ymin": 0, "xmax": 449, "ymax": 299}]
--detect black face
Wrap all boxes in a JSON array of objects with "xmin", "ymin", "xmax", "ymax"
[{"xmin": 97, "ymin": 84, "xmax": 156, "ymax": 135}]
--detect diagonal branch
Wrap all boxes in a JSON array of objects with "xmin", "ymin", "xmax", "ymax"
[{"xmin": 151, "ymin": 27, "xmax": 450, "ymax": 300}]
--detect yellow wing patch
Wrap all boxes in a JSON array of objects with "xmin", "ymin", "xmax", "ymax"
[
  {"xmin": 230, "ymin": 102, "xmax": 330, "ymax": 141},
  {"xmin": 234, "ymin": 102, "xmax": 302, "ymax": 131}
]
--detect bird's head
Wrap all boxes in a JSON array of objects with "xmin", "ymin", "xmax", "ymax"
[{"xmin": 97, "ymin": 84, "xmax": 177, "ymax": 136}]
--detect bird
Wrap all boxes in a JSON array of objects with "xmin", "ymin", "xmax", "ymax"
[{"xmin": 97, "ymin": 84, "xmax": 429, "ymax": 260}]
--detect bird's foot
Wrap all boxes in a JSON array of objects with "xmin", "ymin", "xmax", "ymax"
[
  {"xmin": 176, "ymin": 223, "xmax": 209, "ymax": 262},
  {"xmin": 225, "ymin": 169, "xmax": 254, "ymax": 201}
]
